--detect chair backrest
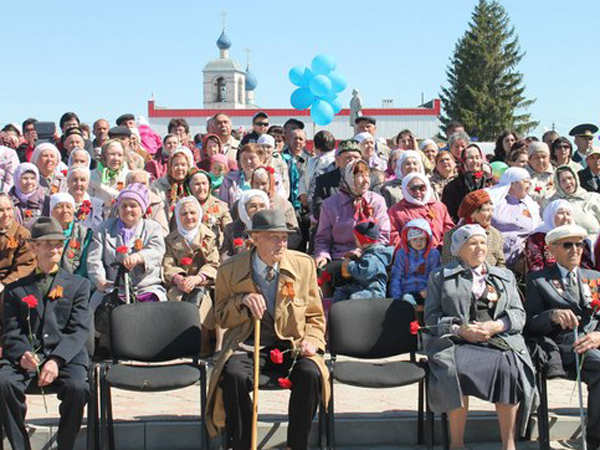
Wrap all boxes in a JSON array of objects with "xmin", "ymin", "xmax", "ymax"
[
  {"xmin": 110, "ymin": 301, "xmax": 201, "ymax": 362},
  {"xmin": 328, "ymin": 298, "xmax": 417, "ymax": 359}
]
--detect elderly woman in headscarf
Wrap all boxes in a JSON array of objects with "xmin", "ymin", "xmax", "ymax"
[
  {"xmin": 354, "ymin": 132, "xmax": 386, "ymax": 172},
  {"xmin": 146, "ymin": 133, "xmax": 180, "ymax": 181},
  {"xmin": 88, "ymin": 183, "xmax": 167, "ymax": 309},
  {"xmin": 50, "ymin": 193, "xmax": 93, "ymax": 276},
  {"xmin": 163, "ymin": 196, "xmax": 221, "ymax": 353},
  {"xmin": 441, "ymin": 189, "xmax": 505, "ymax": 267},
  {"xmin": 89, "ymin": 139, "xmax": 131, "ymax": 211},
  {"xmin": 150, "ymin": 146, "xmax": 194, "ymax": 223},
  {"xmin": 419, "ymin": 138, "xmax": 439, "ymax": 173},
  {"xmin": 488, "ymin": 167, "xmax": 541, "ymax": 274},
  {"xmin": 31, "ymin": 142, "xmax": 68, "ymax": 195},
  {"xmin": 67, "ymin": 147, "xmax": 92, "ymax": 169},
  {"xmin": 442, "ymin": 144, "xmax": 495, "ymax": 223},
  {"xmin": 250, "ymin": 166, "xmax": 302, "ymax": 250},
  {"xmin": 222, "ymin": 189, "xmax": 270, "ymax": 258},
  {"xmin": 380, "ymin": 150, "xmax": 425, "ymax": 208},
  {"xmin": 545, "ymin": 165, "xmax": 600, "ymax": 244},
  {"xmin": 388, "ymin": 172, "xmax": 454, "ymax": 248},
  {"xmin": 314, "ymin": 159, "xmax": 390, "ymax": 269},
  {"xmin": 527, "ymin": 141, "xmax": 555, "ymax": 205},
  {"xmin": 526, "ymin": 199, "xmax": 593, "ymax": 272},
  {"xmin": 425, "ymin": 224, "xmax": 536, "ymax": 450},
  {"xmin": 186, "ymin": 169, "xmax": 232, "ymax": 253},
  {"xmin": 66, "ymin": 166, "xmax": 104, "ymax": 231},
  {"xmin": 430, "ymin": 149, "xmax": 458, "ymax": 200},
  {"xmin": 8, "ymin": 163, "xmax": 50, "ymax": 229}
]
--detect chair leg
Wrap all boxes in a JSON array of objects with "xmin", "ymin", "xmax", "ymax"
[
  {"xmin": 417, "ymin": 378, "xmax": 424, "ymax": 445},
  {"xmin": 425, "ymin": 376, "xmax": 434, "ymax": 450},
  {"xmin": 328, "ymin": 375, "xmax": 335, "ymax": 450},
  {"xmin": 99, "ymin": 364, "xmax": 108, "ymax": 450},
  {"xmin": 318, "ymin": 399, "xmax": 327, "ymax": 450},
  {"xmin": 200, "ymin": 363, "xmax": 208, "ymax": 450},
  {"xmin": 86, "ymin": 363, "xmax": 99, "ymax": 450},
  {"xmin": 441, "ymin": 412, "xmax": 450, "ymax": 450},
  {"xmin": 106, "ymin": 383, "xmax": 115, "ymax": 450},
  {"xmin": 537, "ymin": 372, "xmax": 550, "ymax": 450}
]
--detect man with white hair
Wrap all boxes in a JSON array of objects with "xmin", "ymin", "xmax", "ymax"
[{"xmin": 527, "ymin": 224, "xmax": 600, "ymax": 450}]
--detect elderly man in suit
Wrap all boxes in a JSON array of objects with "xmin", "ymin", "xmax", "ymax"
[
  {"xmin": 0, "ymin": 217, "xmax": 92, "ymax": 450},
  {"xmin": 206, "ymin": 209, "xmax": 328, "ymax": 450},
  {"xmin": 578, "ymin": 147, "xmax": 600, "ymax": 194},
  {"xmin": 526, "ymin": 224, "xmax": 600, "ymax": 450}
]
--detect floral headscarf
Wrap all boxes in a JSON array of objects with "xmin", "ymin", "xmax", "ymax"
[{"xmin": 167, "ymin": 146, "xmax": 194, "ymax": 205}]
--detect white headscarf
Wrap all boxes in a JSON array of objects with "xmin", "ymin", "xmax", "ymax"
[
  {"xmin": 238, "ymin": 189, "xmax": 270, "ymax": 229},
  {"xmin": 67, "ymin": 165, "xmax": 90, "ymax": 182},
  {"xmin": 175, "ymin": 196, "xmax": 203, "ymax": 244},
  {"xmin": 401, "ymin": 172, "xmax": 432, "ymax": 206},
  {"xmin": 13, "ymin": 163, "xmax": 40, "ymax": 203},
  {"xmin": 67, "ymin": 148, "xmax": 91, "ymax": 168},
  {"xmin": 395, "ymin": 150, "xmax": 424, "ymax": 180},
  {"xmin": 31, "ymin": 143, "xmax": 61, "ymax": 166},
  {"xmin": 50, "ymin": 192, "xmax": 75, "ymax": 212},
  {"xmin": 169, "ymin": 146, "xmax": 194, "ymax": 167},
  {"xmin": 419, "ymin": 138, "xmax": 437, "ymax": 152},
  {"xmin": 534, "ymin": 199, "xmax": 573, "ymax": 234},
  {"xmin": 353, "ymin": 132, "xmax": 375, "ymax": 144},
  {"xmin": 485, "ymin": 167, "xmax": 530, "ymax": 207}
]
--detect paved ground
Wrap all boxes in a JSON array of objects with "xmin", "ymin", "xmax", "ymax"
[{"xmin": 24, "ymin": 355, "xmax": 587, "ymax": 425}]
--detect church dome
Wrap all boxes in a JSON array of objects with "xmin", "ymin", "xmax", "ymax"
[
  {"xmin": 245, "ymin": 68, "xmax": 258, "ymax": 91},
  {"xmin": 216, "ymin": 30, "xmax": 232, "ymax": 50}
]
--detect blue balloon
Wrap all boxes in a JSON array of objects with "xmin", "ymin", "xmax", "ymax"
[
  {"xmin": 328, "ymin": 71, "xmax": 347, "ymax": 94},
  {"xmin": 330, "ymin": 97, "xmax": 343, "ymax": 114},
  {"xmin": 311, "ymin": 99, "xmax": 334, "ymax": 126},
  {"xmin": 309, "ymin": 74, "xmax": 332, "ymax": 98},
  {"xmin": 289, "ymin": 66, "xmax": 313, "ymax": 87},
  {"xmin": 311, "ymin": 54, "xmax": 337, "ymax": 75},
  {"xmin": 321, "ymin": 92, "xmax": 337, "ymax": 103},
  {"xmin": 290, "ymin": 87, "xmax": 315, "ymax": 110}
]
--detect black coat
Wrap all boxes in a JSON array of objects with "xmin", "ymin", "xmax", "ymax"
[
  {"xmin": 1, "ymin": 269, "xmax": 92, "ymax": 368},
  {"xmin": 441, "ymin": 172, "xmax": 494, "ymax": 223},
  {"xmin": 578, "ymin": 167, "xmax": 600, "ymax": 193}
]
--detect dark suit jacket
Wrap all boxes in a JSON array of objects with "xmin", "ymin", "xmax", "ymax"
[
  {"xmin": 1, "ymin": 268, "xmax": 92, "ymax": 368},
  {"xmin": 578, "ymin": 167, "xmax": 600, "ymax": 193},
  {"xmin": 526, "ymin": 264, "xmax": 600, "ymax": 365}
]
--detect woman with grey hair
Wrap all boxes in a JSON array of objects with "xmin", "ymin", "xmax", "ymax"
[
  {"xmin": 447, "ymin": 131, "xmax": 470, "ymax": 161},
  {"xmin": 425, "ymin": 224, "xmax": 536, "ymax": 450},
  {"xmin": 67, "ymin": 166, "xmax": 104, "ymax": 231}
]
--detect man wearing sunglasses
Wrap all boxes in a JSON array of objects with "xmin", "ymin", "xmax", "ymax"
[
  {"xmin": 240, "ymin": 111, "xmax": 269, "ymax": 145},
  {"xmin": 570, "ymin": 123, "xmax": 598, "ymax": 168},
  {"xmin": 526, "ymin": 224, "xmax": 600, "ymax": 450}
]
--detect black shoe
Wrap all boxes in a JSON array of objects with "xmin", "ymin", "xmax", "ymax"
[{"xmin": 587, "ymin": 435, "xmax": 600, "ymax": 450}]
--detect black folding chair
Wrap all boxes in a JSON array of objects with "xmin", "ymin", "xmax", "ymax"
[
  {"xmin": 99, "ymin": 301, "xmax": 208, "ymax": 450},
  {"xmin": 0, "ymin": 316, "xmax": 99, "ymax": 450},
  {"xmin": 327, "ymin": 298, "xmax": 431, "ymax": 449}
]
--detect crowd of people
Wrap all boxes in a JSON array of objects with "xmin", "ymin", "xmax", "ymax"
[{"xmin": 1, "ymin": 111, "xmax": 600, "ymax": 450}]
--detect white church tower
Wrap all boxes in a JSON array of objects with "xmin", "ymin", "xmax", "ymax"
[{"xmin": 202, "ymin": 21, "xmax": 248, "ymax": 109}]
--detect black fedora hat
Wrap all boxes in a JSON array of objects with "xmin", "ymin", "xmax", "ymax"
[
  {"xmin": 29, "ymin": 217, "xmax": 66, "ymax": 241},
  {"xmin": 247, "ymin": 210, "xmax": 294, "ymax": 234}
]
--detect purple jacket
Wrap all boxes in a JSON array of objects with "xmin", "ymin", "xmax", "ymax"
[{"xmin": 314, "ymin": 190, "xmax": 390, "ymax": 261}]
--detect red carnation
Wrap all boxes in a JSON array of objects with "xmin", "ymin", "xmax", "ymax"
[
  {"xmin": 266, "ymin": 166, "xmax": 275, "ymax": 174},
  {"xmin": 278, "ymin": 377, "xmax": 293, "ymax": 389},
  {"xmin": 67, "ymin": 250, "xmax": 76, "ymax": 259},
  {"xmin": 22, "ymin": 295, "xmax": 38, "ymax": 309},
  {"xmin": 592, "ymin": 298, "xmax": 600, "ymax": 311},
  {"xmin": 534, "ymin": 186, "xmax": 542, "ymax": 193},
  {"xmin": 82, "ymin": 200, "xmax": 92, "ymax": 208},
  {"xmin": 116, "ymin": 246, "xmax": 128, "ymax": 254},
  {"xmin": 472, "ymin": 171, "xmax": 483, "ymax": 179},
  {"xmin": 61, "ymin": 170, "xmax": 68, "ymax": 177},
  {"xmin": 146, "ymin": 206, "xmax": 152, "ymax": 215},
  {"xmin": 318, "ymin": 270, "xmax": 332, "ymax": 287},
  {"xmin": 180, "ymin": 257, "xmax": 193, "ymax": 266},
  {"xmin": 409, "ymin": 320, "xmax": 420, "ymax": 335},
  {"xmin": 270, "ymin": 349, "xmax": 284, "ymax": 365},
  {"xmin": 233, "ymin": 238, "xmax": 244, "ymax": 247}
]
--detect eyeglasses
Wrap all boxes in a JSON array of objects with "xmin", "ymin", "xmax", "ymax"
[
  {"xmin": 556, "ymin": 144, "xmax": 571, "ymax": 150},
  {"xmin": 561, "ymin": 242, "xmax": 585, "ymax": 250},
  {"xmin": 409, "ymin": 184, "xmax": 427, "ymax": 192},
  {"xmin": 254, "ymin": 122, "xmax": 269, "ymax": 127}
]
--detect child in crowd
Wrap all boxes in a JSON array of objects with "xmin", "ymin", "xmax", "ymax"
[
  {"xmin": 389, "ymin": 218, "xmax": 440, "ymax": 308},
  {"xmin": 210, "ymin": 153, "xmax": 229, "ymax": 195},
  {"xmin": 333, "ymin": 220, "xmax": 394, "ymax": 303}
]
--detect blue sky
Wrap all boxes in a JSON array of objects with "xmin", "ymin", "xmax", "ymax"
[{"xmin": 1, "ymin": 0, "xmax": 599, "ymax": 138}]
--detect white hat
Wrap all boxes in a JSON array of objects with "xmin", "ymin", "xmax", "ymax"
[
  {"xmin": 50, "ymin": 193, "xmax": 75, "ymax": 212},
  {"xmin": 353, "ymin": 132, "xmax": 375, "ymax": 144},
  {"xmin": 545, "ymin": 224, "xmax": 587, "ymax": 246},
  {"xmin": 257, "ymin": 134, "xmax": 275, "ymax": 148},
  {"xmin": 528, "ymin": 141, "xmax": 550, "ymax": 157},
  {"xmin": 451, "ymin": 224, "xmax": 487, "ymax": 257},
  {"xmin": 407, "ymin": 228, "xmax": 427, "ymax": 241}
]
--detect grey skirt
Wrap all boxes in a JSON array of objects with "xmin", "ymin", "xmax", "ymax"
[{"xmin": 455, "ymin": 343, "xmax": 523, "ymax": 405}]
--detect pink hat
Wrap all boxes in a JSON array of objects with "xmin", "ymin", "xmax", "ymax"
[{"xmin": 211, "ymin": 154, "xmax": 229, "ymax": 166}]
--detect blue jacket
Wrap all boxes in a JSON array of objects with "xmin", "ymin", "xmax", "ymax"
[
  {"xmin": 344, "ymin": 244, "xmax": 394, "ymax": 298},
  {"xmin": 390, "ymin": 247, "xmax": 441, "ymax": 299}
]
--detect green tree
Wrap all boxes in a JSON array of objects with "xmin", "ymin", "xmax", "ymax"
[{"xmin": 439, "ymin": 0, "xmax": 538, "ymax": 140}]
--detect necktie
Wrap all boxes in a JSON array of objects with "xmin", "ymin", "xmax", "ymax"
[
  {"xmin": 265, "ymin": 266, "xmax": 275, "ymax": 282},
  {"xmin": 566, "ymin": 271, "xmax": 579, "ymax": 302}
]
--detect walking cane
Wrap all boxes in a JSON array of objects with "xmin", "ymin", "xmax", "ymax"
[
  {"xmin": 574, "ymin": 326, "xmax": 588, "ymax": 450},
  {"xmin": 251, "ymin": 318, "xmax": 261, "ymax": 450},
  {"xmin": 124, "ymin": 271, "xmax": 131, "ymax": 304}
]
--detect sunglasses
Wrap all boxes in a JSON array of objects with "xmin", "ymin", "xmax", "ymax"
[
  {"xmin": 409, "ymin": 184, "xmax": 427, "ymax": 192},
  {"xmin": 254, "ymin": 122, "xmax": 269, "ymax": 127},
  {"xmin": 561, "ymin": 242, "xmax": 585, "ymax": 250},
  {"xmin": 555, "ymin": 144, "xmax": 571, "ymax": 150}
]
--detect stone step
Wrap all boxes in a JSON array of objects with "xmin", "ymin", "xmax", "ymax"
[{"xmin": 10, "ymin": 411, "xmax": 589, "ymax": 450}]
